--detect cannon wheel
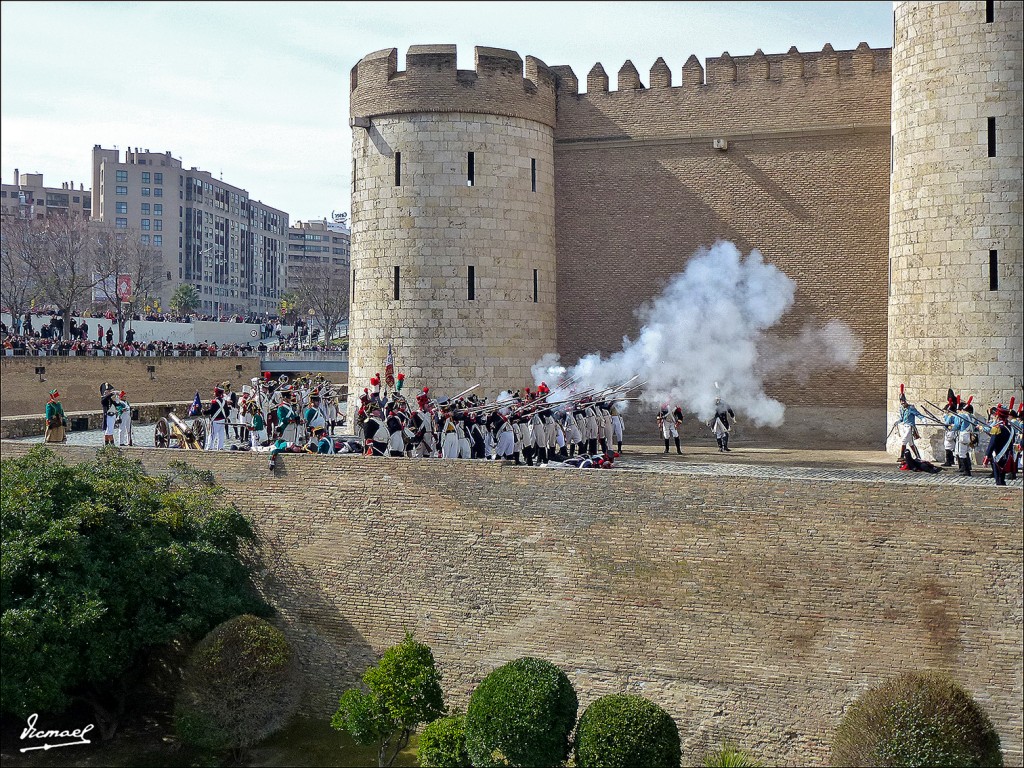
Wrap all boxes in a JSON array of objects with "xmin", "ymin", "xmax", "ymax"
[
  {"xmin": 154, "ymin": 417, "xmax": 172, "ymax": 448},
  {"xmin": 191, "ymin": 418, "xmax": 207, "ymax": 449}
]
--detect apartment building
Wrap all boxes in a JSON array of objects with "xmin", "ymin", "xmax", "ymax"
[
  {"xmin": 286, "ymin": 217, "xmax": 350, "ymax": 291},
  {"xmin": 0, "ymin": 171, "xmax": 91, "ymax": 219},
  {"xmin": 90, "ymin": 145, "xmax": 289, "ymax": 315}
]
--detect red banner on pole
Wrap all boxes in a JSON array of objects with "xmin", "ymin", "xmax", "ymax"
[{"xmin": 116, "ymin": 274, "xmax": 133, "ymax": 300}]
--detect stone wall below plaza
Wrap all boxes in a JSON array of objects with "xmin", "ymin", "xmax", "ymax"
[
  {"xmin": 1, "ymin": 441, "xmax": 1018, "ymax": 766},
  {"xmin": 0, "ymin": 356, "xmax": 261, "ymax": 417}
]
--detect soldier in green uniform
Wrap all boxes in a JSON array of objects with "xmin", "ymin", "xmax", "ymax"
[
  {"xmin": 276, "ymin": 389, "xmax": 301, "ymax": 444},
  {"xmin": 44, "ymin": 389, "xmax": 67, "ymax": 443}
]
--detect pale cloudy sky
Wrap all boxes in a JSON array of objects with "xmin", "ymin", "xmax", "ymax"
[{"xmin": 1, "ymin": 1, "xmax": 892, "ymax": 221}]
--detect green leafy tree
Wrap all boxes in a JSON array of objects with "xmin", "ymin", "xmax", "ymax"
[
  {"xmin": 465, "ymin": 657, "xmax": 578, "ymax": 767},
  {"xmin": 175, "ymin": 614, "xmax": 300, "ymax": 760},
  {"xmin": 830, "ymin": 671, "xmax": 1003, "ymax": 767},
  {"xmin": 0, "ymin": 447, "xmax": 267, "ymax": 738},
  {"xmin": 332, "ymin": 632, "xmax": 445, "ymax": 767},
  {"xmin": 279, "ymin": 290, "xmax": 300, "ymax": 324},
  {"xmin": 170, "ymin": 282, "xmax": 201, "ymax": 315},
  {"xmin": 574, "ymin": 694, "xmax": 681, "ymax": 768},
  {"xmin": 703, "ymin": 742, "xmax": 764, "ymax": 767},
  {"xmin": 418, "ymin": 714, "xmax": 470, "ymax": 768}
]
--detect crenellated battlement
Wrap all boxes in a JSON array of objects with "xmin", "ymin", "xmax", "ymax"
[
  {"xmin": 350, "ymin": 44, "xmax": 556, "ymax": 128},
  {"xmin": 551, "ymin": 43, "xmax": 891, "ymax": 95}
]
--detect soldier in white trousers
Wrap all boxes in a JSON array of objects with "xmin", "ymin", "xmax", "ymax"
[{"xmin": 114, "ymin": 390, "xmax": 133, "ymax": 447}]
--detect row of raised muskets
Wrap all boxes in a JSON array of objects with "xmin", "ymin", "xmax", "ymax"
[
  {"xmin": 909, "ymin": 391, "xmax": 1022, "ymax": 439},
  {"xmin": 350, "ymin": 374, "xmax": 646, "ymax": 461}
]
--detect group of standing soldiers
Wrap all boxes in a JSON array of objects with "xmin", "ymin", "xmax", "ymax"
[
  {"xmin": 42, "ymin": 383, "xmax": 135, "ymax": 446},
  {"xmin": 896, "ymin": 385, "xmax": 1022, "ymax": 486},
  {"xmin": 100, "ymin": 383, "xmax": 133, "ymax": 446},
  {"xmin": 353, "ymin": 379, "xmax": 625, "ymax": 466},
  {"xmin": 657, "ymin": 398, "xmax": 736, "ymax": 455},
  {"xmin": 194, "ymin": 372, "xmax": 345, "ymax": 452}
]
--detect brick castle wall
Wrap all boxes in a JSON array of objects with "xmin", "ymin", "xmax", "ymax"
[
  {"xmin": 0, "ymin": 356, "xmax": 261, "ymax": 417},
  {"xmin": 347, "ymin": 43, "xmax": 894, "ymax": 441},
  {"xmin": 3, "ymin": 441, "xmax": 1019, "ymax": 765},
  {"xmin": 551, "ymin": 46, "xmax": 892, "ymax": 415}
]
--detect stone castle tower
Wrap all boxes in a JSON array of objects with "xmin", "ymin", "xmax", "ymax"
[
  {"xmin": 348, "ymin": 46, "xmax": 558, "ymax": 414},
  {"xmin": 887, "ymin": 0, "xmax": 1023, "ymax": 455}
]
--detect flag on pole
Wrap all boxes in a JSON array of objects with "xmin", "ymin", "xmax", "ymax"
[
  {"xmin": 384, "ymin": 343, "xmax": 396, "ymax": 389},
  {"xmin": 187, "ymin": 391, "xmax": 202, "ymax": 417}
]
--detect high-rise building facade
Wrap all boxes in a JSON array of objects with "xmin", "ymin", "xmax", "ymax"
[
  {"xmin": 1, "ymin": 171, "xmax": 91, "ymax": 219},
  {"xmin": 286, "ymin": 217, "xmax": 351, "ymax": 292},
  {"xmin": 90, "ymin": 145, "xmax": 289, "ymax": 315}
]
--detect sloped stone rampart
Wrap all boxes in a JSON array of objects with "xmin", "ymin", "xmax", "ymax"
[{"xmin": 1, "ymin": 442, "xmax": 1018, "ymax": 765}]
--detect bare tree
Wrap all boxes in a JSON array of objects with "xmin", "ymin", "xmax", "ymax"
[
  {"xmin": 93, "ymin": 227, "xmax": 163, "ymax": 342},
  {"xmin": 35, "ymin": 214, "xmax": 97, "ymax": 340},
  {"xmin": 290, "ymin": 257, "xmax": 349, "ymax": 347},
  {"xmin": 0, "ymin": 215, "xmax": 43, "ymax": 334}
]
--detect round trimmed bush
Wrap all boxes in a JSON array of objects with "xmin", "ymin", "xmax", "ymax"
[
  {"xmin": 175, "ymin": 614, "xmax": 299, "ymax": 753},
  {"xmin": 830, "ymin": 671, "xmax": 1002, "ymax": 767},
  {"xmin": 574, "ymin": 694, "xmax": 681, "ymax": 768},
  {"xmin": 465, "ymin": 657, "xmax": 578, "ymax": 767},
  {"xmin": 418, "ymin": 714, "xmax": 470, "ymax": 768}
]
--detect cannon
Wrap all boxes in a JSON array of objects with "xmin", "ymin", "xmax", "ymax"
[{"xmin": 154, "ymin": 412, "xmax": 207, "ymax": 449}]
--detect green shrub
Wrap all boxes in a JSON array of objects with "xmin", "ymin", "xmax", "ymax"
[
  {"xmin": 418, "ymin": 714, "xmax": 470, "ymax": 768},
  {"xmin": 175, "ymin": 614, "xmax": 299, "ymax": 754},
  {"xmin": 465, "ymin": 657, "xmax": 578, "ymax": 767},
  {"xmin": 703, "ymin": 742, "xmax": 764, "ymax": 767},
  {"xmin": 574, "ymin": 694, "xmax": 680, "ymax": 768},
  {"xmin": 1, "ymin": 447, "xmax": 265, "ymax": 734},
  {"xmin": 830, "ymin": 671, "xmax": 1003, "ymax": 767},
  {"xmin": 332, "ymin": 632, "xmax": 445, "ymax": 767}
]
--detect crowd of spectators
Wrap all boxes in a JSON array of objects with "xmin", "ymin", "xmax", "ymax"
[
  {"xmin": 2, "ymin": 333, "xmax": 259, "ymax": 358},
  {"xmin": 3, "ymin": 313, "xmax": 287, "ymax": 343},
  {"xmin": 2, "ymin": 313, "xmax": 344, "ymax": 358}
]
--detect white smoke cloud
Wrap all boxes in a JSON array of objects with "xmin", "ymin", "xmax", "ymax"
[{"xmin": 533, "ymin": 240, "xmax": 862, "ymax": 427}]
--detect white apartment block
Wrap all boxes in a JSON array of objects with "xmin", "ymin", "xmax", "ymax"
[
  {"xmin": 1, "ymin": 171, "xmax": 91, "ymax": 219},
  {"xmin": 91, "ymin": 145, "xmax": 289, "ymax": 315}
]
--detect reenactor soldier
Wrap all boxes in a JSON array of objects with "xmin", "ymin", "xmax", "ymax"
[
  {"xmin": 44, "ymin": 389, "xmax": 67, "ymax": 443},
  {"xmin": 114, "ymin": 390, "xmax": 133, "ymax": 447},
  {"xmin": 711, "ymin": 398, "xmax": 736, "ymax": 453},
  {"xmin": 101, "ymin": 382, "xmax": 117, "ymax": 445},
  {"xmin": 204, "ymin": 385, "xmax": 229, "ymax": 450},
  {"xmin": 895, "ymin": 385, "xmax": 922, "ymax": 463},
  {"xmin": 658, "ymin": 404, "xmax": 682, "ymax": 455}
]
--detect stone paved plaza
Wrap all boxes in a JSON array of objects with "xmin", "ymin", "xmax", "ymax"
[{"xmin": 14, "ymin": 428, "xmax": 1021, "ymax": 489}]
